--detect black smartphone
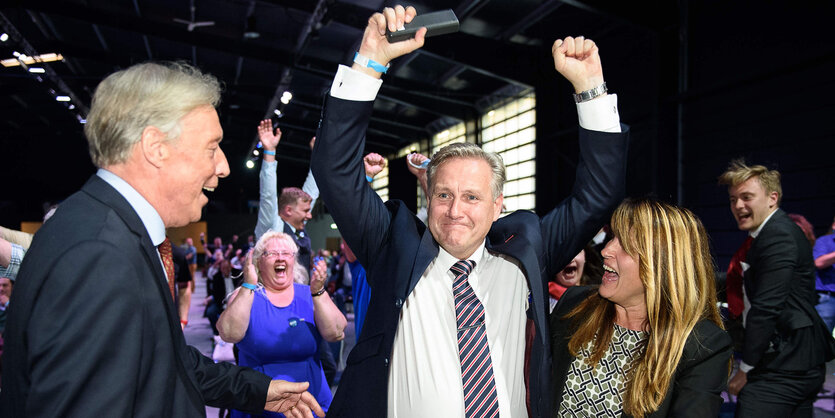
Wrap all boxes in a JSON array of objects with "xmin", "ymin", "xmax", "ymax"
[{"xmin": 386, "ymin": 9, "xmax": 459, "ymax": 43}]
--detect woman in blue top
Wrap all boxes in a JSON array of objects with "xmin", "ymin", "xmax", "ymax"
[{"xmin": 218, "ymin": 231, "xmax": 347, "ymax": 417}]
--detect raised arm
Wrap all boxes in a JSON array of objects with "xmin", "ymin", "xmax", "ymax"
[
  {"xmin": 301, "ymin": 136, "xmax": 320, "ymax": 210},
  {"xmin": 310, "ymin": 6, "xmax": 425, "ymax": 268},
  {"xmin": 255, "ymin": 120, "xmax": 286, "ymax": 240},
  {"xmin": 309, "ymin": 257, "xmax": 347, "ymax": 342},
  {"xmin": 540, "ymin": 36, "xmax": 628, "ymax": 278}
]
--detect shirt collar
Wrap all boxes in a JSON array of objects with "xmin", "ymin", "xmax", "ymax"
[
  {"xmin": 749, "ymin": 208, "xmax": 778, "ymax": 239},
  {"xmin": 437, "ymin": 240, "xmax": 487, "ymax": 276},
  {"xmin": 96, "ymin": 168, "xmax": 166, "ymax": 246}
]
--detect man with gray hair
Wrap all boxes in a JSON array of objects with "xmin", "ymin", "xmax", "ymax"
[
  {"xmin": 0, "ymin": 62, "xmax": 323, "ymax": 418},
  {"xmin": 312, "ymin": 6, "xmax": 628, "ymax": 417}
]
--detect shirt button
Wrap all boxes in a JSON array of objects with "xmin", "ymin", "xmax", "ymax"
[
  {"xmin": 395, "ymin": 298, "xmax": 403, "ymax": 308},
  {"xmin": 384, "ymin": 358, "xmax": 389, "ymax": 366}
]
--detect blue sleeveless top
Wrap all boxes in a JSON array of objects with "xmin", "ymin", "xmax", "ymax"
[{"xmin": 231, "ymin": 283, "xmax": 331, "ymax": 417}]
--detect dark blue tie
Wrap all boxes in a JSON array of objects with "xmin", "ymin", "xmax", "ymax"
[{"xmin": 450, "ymin": 260, "xmax": 499, "ymax": 418}]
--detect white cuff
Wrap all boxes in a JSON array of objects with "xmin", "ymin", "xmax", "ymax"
[
  {"xmin": 330, "ymin": 64, "xmax": 383, "ymax": 101},
  {"xmin": 576, "ymin": 94, "xmax": 621, "ymax": 133},
  {"xmin": 739, "ymin": 362, "xmax": 754, "ymax": 373}
]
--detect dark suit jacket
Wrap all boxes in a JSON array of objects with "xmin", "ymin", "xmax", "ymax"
[
  {"xmin": 0, "ymin": 175, "xmax": 270, "ymax": 417},
  {"xmin": 550, "ymin": 287, "xmax": 732, "ymax": 417},
  {"xmin": 312, "ymin": 95, "xmax": 628, "ymax": 417},
  {"xmin": 743, "ymin": 208, "xmax": 830, "ymax": 371}
]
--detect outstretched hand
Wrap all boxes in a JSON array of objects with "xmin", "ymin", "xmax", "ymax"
[
  {"xmin": 258, "ymin": 119, "xmax": 281, "ymax": 151},
  {"xmin": 364, "ymin": 153, "xmax": 387, "ymax": 179},
  {"xmin": 355, "ymin": 5, "xmax": 426, "ymax": 79},
  {"xmin": 552, "ymin": 36, "xmax": 604, "ymax": 93},
  {"xmin": 264, "ymin": 380, "xmax": 325, "ymax": 417}
]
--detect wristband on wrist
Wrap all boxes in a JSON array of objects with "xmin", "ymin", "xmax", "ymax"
[
  {"xmin": 180, "ymin": 319, "xmax": 188, "ymax": 326},
  {"xmin": 241, "ymin": 283, "xmax": 258, "ymax": 293},
  {"xmin": 366, "ymin": 175, "xmax": 374, "ymax": 183},
  {"xmin": 263, "ymin": 149, "xmax": 276, "ymax": 156},
  {"xmin": 354, "ymin": 52, "xmax": 390, "ymax": 74},
  {"xmin": 311, "ymin": 287, "xmax": 326, "ymax": 297},
  {"xmin": 573, "ymin": 82, "xmax": 608, "ymax": 103}
]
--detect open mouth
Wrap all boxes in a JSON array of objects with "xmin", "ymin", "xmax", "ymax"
[
  {"xmin": 602, "ymin": 264, "xmax": 618, "ymax": 283},
  {"xmin": 562, "ymin": 265, "xmax": 578, "ymax": 277},
  {"xmin": 203, "ymin": 186, "xmax": 216, "ymax": 193}
]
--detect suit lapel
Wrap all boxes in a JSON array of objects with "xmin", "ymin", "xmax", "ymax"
[
  {"xmin": 406, "ymin": 230, "xmax": 439, "ymax": 297},
  {"xmin": 82, "ymin": 176, "xmax": 176, "ymax": 314}
]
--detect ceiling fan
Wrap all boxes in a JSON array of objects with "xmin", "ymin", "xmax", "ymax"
[{"xmin": 173, "ymin": 0, "xmax": 215, "ymax": 32}]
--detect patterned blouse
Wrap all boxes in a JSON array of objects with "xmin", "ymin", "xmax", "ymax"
[{"xmin": 558, "ymin": 324, "xmax": 647, "ymax": 417}]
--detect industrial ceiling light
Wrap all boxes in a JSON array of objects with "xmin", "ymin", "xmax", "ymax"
[
  {"xmin": 1, "ymin": 52, "xmax": 63, "ymax": 67},
  {"xmin": 0, "ymin": 33, "xmax": 9, "ymax": 42},
  {"xmin": 280, "ymin": 91, "xmax": 292, "ymax": 104}
]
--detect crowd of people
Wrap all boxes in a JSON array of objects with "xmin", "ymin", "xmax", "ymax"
[{"xmin": 0, "ymin": 5, "xmax": 834, "ymax": 418}]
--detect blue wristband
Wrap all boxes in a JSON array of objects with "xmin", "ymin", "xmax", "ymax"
[
  {"xmin": 366, "ymin": 175, "xmax": 374, "ymax": 183},
  {"xmin": 263, "ymin": 150, "xmax": 276, "ymax": 156},
  {"xmin": 354, "ymin": 52, "xmax": 389, "ymax": 74},
  {"xmin": 241, "ymin": 283, "xmax": 258, "ymax": 292}
]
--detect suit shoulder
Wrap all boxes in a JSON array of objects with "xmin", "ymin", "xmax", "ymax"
[{"xmin": 683, "ymin": 320, "xmax": 732, "ymax": 361}]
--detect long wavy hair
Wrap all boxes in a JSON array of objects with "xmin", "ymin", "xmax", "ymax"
[{"xmin": 564, "ymin": 198, "xmax": 724, "ymax": 416}]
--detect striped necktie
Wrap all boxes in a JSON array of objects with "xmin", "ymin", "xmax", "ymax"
[
  {"xmin": 158, "ymin": 237, "xmax": 176, "ymax": 301},
  {"xmin": 450, "ymin": 260, "xmax": 499, "ymax": 418}
]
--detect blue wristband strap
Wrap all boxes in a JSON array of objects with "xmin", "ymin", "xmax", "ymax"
[
  {"xmin": 366, "ymin": 175, "xmax": 374, "ymax": 183},
  {"xmin": 263, "ymin": 150, "xmax": 276, "ymax": 156},
  {"xmin": 354, "ymin": 52, "xmax": 389, "ymax": 74},
  {"xmin": 241, "ymin": 283, "xmax": 258, "ymax": 292}
]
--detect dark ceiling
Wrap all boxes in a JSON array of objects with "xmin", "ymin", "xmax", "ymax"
[{"xmin": 0, "ymin": 0, "xmax": 675, "ymax": 219}]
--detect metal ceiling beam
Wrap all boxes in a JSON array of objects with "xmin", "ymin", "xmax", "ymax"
[
  {"xmin": 557, "ymin": 0, "xmax": 660, "ymax": 32},
  {"xmin": 498, "ymin": 0, "xmax": 564, "ymax": 41}
]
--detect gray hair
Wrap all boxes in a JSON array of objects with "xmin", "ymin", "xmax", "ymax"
[
  {"xmin": 84, "ymin": 62, "xmax": 221, "ymax": 167},
  {"xmin": 427, "ymin": 142, "xmax": 506, "ymax": 199},
  {"xmin": 252, "ymin": 230, "xmax": 298, "ymax": 277}
]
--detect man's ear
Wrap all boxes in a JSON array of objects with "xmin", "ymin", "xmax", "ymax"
[
  {"xmin": 492, "ymin": 194, "xmax": 504, "ymax": 222},
  {"xmin": 139, "ymin": 126, "xmax": 169, "ymax": 168},
  {"xmin": 768, "ymin": 191, "xmax": 779, "ymax": 208}
]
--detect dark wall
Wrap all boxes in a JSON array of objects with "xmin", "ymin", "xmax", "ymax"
[{"xmin": 681, "ymin": 2, "xmax": 835, "ymax": 267}]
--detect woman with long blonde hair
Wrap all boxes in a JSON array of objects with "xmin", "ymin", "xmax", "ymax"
[{"xmin": 550, "ymin": 198, "xmax": 732, "ymax": 417}]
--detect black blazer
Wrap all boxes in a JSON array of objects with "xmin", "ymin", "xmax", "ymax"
[
  {"xmin": 312, "ymin": 95, "xmax": 629, "ymax": 417},
  {"xmin": 742, "ymin": 208, "xmax": 830, "ymax": 371},
  {"xmin": 550, "ymin": 287, "xmax": 732, "ymax": 417},
  {"xmin": 0, "ymin": 175, "xmax": 270, "ymax": 417}
]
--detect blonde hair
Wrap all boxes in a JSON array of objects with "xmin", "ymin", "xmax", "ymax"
[
  {"xmin": 252, "ymin": 230, "xmax": 298, "ymax": 278},
  {"xmin": 85, "ymin": 62, "xmax": 221, "ymax": 167},
  {"xmin": 718, "ymin": 159, "xmax": 782, "ymax": 206},
  {"xmin": 564, "ymin": 198, "xmax": 724, "ymax": 416},
  {"xmin": 427, "ymin": 142, "xmax": 506, "ymax": 200}
]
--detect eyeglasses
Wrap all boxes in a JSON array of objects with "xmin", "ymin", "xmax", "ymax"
[{"xmin": 263, "ymin": 250, "xmax": 296, "ymax": 259}]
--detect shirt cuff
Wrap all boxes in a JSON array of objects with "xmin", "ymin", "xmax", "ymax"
[
  {"xmin": 330, "ymin": 64, "xmax": 383, "ymax": 101},
  {"xmin": 576, "ymin": 94, "xmax": 621, "ymax": 133},
  {"xmin": 739, "ymin": 362, "xmax": 754, "ymax": 373}
]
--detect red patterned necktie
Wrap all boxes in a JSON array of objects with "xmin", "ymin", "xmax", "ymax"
[
  {"xmin": 450, "ymin": 260, "xmax": 499, "ymax": 418},
  {"xmin": 726, "ymin": 236, "xmax": 753, "ymax": 319},
  {"xmin": 158, "ymin": 237, "xmax": 176, "ymax": 301}
]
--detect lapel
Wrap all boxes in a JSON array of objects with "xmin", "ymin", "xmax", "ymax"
[
  {"xmin": 744, "ymin": 209, "xmax": 784, "ymax": 289},
  {"xmin": 486, "ymin": 232, "xmax": 548, "ymax": 345},
  {"xmin": 81, "ymin": 176, "xmax": 171, "ymax": 292},
  {"xmin": 405, "ymin": 229, "xmax": 439, "ymax": 297}
]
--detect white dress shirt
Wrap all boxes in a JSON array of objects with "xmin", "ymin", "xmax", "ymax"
[{"xmin": 329, "ymin": 64, "xmax": 622, "ymax": 417}]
